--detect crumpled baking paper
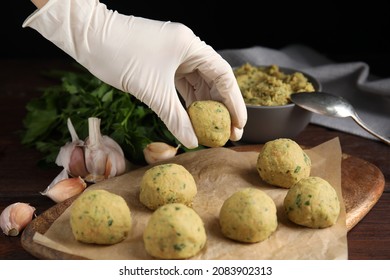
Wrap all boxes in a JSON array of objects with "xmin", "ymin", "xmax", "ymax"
[{"xmin": 33, "ymin": 137, "xmax": 347, "ymax": 259}]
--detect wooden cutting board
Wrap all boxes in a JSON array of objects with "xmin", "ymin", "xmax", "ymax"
[{"xmin": 21, "ymin": 145, "xmax": 385, "ymax": 259}]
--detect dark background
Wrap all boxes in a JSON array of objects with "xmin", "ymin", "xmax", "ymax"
[{"xmin": 3, "ymin": 1, "xmax": 390, "ymax": 77}]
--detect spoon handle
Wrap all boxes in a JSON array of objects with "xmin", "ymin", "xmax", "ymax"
[{"xmin": 351, "ymin": 114, "xmax": 390, "ymax": 145}]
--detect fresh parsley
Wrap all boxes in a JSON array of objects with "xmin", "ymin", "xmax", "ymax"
[{"xmin": 21, "ymin": 65, "xmax": 198, "ymax": 166}]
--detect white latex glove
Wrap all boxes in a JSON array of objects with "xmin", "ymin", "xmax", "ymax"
[{"xmin": 23, "ymin": 0, "xmax": 247, "ymax": 149}]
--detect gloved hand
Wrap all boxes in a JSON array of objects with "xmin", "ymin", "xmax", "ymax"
[{"xmin": 23, "ymin": 0, "xmax": 247, "ymax": 149}]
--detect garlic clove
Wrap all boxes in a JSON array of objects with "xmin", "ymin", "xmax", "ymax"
[
  {"xmin": 84, "ymin": 117, "xmax": 127, "ymax": 182},
  {"xmin": 143, "ymin": 142, "xmax": 181, "ymax": 164},
  {"xmin": 55, "ymin": 141, "xmax": 78, "ymax": 169},
  {"xmin": 84, "ymin": 117, "xmax": 108, "ymax": 178},
  {"xmin": 84, "ymin": 173, "xmax": 106, "ymax": 183},
  {"xmin": 68, "ymin": 145, "xmax": 88, "ymax": 178},
  {"xmin": 41, "ymin": 176, "xmax": 87, "ymax": 203},
  {"xmin": 0, "ymin": 202, "xmax": 36, "ymax": 236},
  {"xmin": 67, "ymin": 117, "xmax": 81, "ymax": 143},
  {"xmin": 55, "ymin": 118, "xmax": 88, "ymax": 178},
  {"xmin": 44, "ymin": 168, "xmax": 70, "ymax": 194},
  {"xmin": 102, "ymin": 135, "xmax": 126, "ymax": 178}
]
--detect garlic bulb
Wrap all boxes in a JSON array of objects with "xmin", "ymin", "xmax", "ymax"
[
  {"xmin": 143, "ymin": 142, "xmax": 181, "ymax": 164},
  {"xmin": 84, "ymin": 117, "xmax": 126, "ymax": 182},
  {"xmin": 43, "ymin": 117, "xmax": 127, "ymax": 202},
  {"xmin": 41, "ymin": 176, "xmax": 87, "ymax": 203},
  {"xmin": 55, "ymin": 118, "xmax": 88, "ymax": 178},
  {"xmin": 52, "ymin": 117, "xmax": 126, "ymax": 184},
  {"xmin": 0, "ymin": 202, "xmax": 36, "ymax": 236}
]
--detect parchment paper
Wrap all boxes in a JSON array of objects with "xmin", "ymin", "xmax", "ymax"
[{"xmin": 33, "ymin": 137, "xmax": 348, "ymax": 259}]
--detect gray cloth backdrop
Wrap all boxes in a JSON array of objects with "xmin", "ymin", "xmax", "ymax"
[{"xmin": 219, "ymin": 45, "xmax": 390, "ymax": 143}]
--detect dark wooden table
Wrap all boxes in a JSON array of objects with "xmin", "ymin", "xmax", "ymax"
[{"xmin": 0, "ymin": 59, "xmax": 389, "ymax": 259}]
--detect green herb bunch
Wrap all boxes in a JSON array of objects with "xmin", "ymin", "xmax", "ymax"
[{"xmin": 21, "ymin": 65, "xmax": 185, "ymax": 166}]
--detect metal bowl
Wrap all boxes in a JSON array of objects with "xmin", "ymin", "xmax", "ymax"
[{"xmin": 238, "ymin": 66, "xmax": 322, "ymax": 144}]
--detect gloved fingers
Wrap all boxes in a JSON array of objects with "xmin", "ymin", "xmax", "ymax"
[
  {"xmin": 176, "ymin": 48, "xmax": 247, "ymax": 141},
  {"xmin": 176, "ymin": 69, "xmax": 247, "ymax": 143},
  {"xmin": 161, "ymin": 107, "xmax": 199, "ymax": 149},
  {"xmin": 179, "ymin": 41, "xmax": 248, "ymax": 133},
  {"xmin": 230, "ymin": 126, "xmax": 244, "ymax": 142},
  {"xmin": 175, "ymin": 72, "xmax": 213, "ymax": 107},
  {"xmin": 149, "ymin": 87, "xmax": 199, "ymax": 149},
  {"xmin": 211, "ymin": 70, "xmax": 248, "ymax": 132},
  {"xmin": 186, "ymin": 58, "xmax": 248, "ymax": 136}
]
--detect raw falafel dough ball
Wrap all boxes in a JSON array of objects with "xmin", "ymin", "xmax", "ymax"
[
  {"xmin": 139, "ymin": 163, "xmax": 197, "ymax": 210},
  {"xmin": 219, "ymin": 188, "xmax": 278, "ymax": 243},
  {"xmin": 143, "ymin": 203, "xmax": 207, "ymax": 259},
  {"xmin": 284, "ymin": 176, "xmax": 341, "ymax": 228},
  {"xmin": 257, "ymin": 138, "xmax": 311, "ymax": 188},
  {"xmin": 188, "ymin": 100, "xmax": 231, "ymax": 147},
  {"xmin": 70, "ymin": 189, "xmax": 132, "ymax": 245}
]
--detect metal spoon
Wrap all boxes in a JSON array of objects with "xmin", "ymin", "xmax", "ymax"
[{"xmin": 291, "ymin": 92, "xmax": 390, "ymax": 145}]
